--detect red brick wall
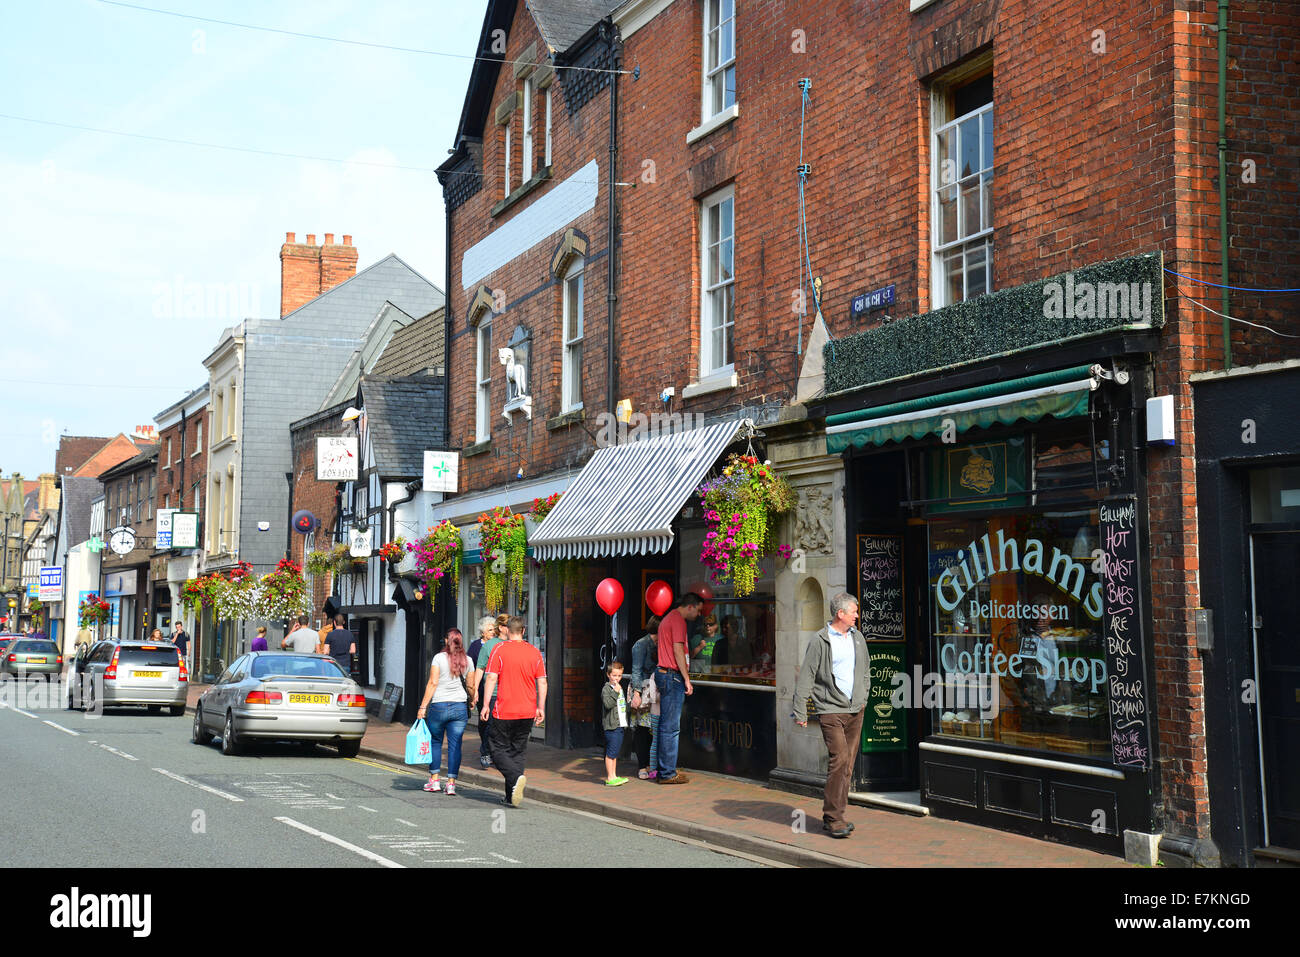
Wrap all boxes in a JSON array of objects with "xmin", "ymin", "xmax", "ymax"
[
  {"xmin": 154, "ymin": 403, "xmax": 208, "ymax": 517},
  {"xmin": 280, "ymin": 232, "xmax": 358, "ymax": 318}
]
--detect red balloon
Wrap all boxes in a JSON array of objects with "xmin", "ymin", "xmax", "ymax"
[
  {"xmin": 595, "ymin": 578, "xmax": 624, "ymax": 616},
  {"xmin": 645, "ymin": 580, "xmax": 673, "ymax": 617},
  {"xmin": 692, "ymin": 583, "xmax": 715, "ymax": 616}
]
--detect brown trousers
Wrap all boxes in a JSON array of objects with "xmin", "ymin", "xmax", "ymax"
[{"xmin": 818, "ymin": 710, "xmax": 865, "ymax": 826}]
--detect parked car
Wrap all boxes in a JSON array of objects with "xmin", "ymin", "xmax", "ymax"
[
  {"xmin": 192, "ymin": 652, "xmax": 368, "ymax": 757},
  {"xmin": 70, "ymin": 640, "xmax": 188, "ymax": 714},
  {"xmin": 0, "ymin": 638, "xmax": 63, "ymax": 677},
  {"xmin": 0, "ymin": 635, "xmax": 17, "ymax": 657}
]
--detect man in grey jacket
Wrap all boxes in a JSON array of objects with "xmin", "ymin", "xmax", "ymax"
[{"xmin": 793, "ymin": 592, "xmax": 871, "ymax": 839}]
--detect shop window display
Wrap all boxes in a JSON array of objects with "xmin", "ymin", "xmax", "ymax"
[{"xmin": 927, "ymin": 509, "xmax": 1110, "ymax": 758}]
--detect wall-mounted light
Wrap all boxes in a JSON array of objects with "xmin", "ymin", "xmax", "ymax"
[{"xmin": 341, "ymin": 407, "xmax": 362, "ymax": 423}]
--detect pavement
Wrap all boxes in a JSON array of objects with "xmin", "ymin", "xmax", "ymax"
[{"xmin": 184, "ymin": 682, "xmax": 1131, "ymax": 868}]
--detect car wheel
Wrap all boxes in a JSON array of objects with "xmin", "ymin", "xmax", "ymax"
[
  {"xmin": 336, "ymin": 738, "xmax": 361, "ymax": 758},
  {"xmin": 147, "ymin": 705, "xmax": 161, "ymax": 715},
  {"xmin": 169, "ymin": 704, "xmax": 185, "ymax": 716},
  {"xmin": 220, "ymin": 710, "xmax": 242, "ymax": 756},
  {"xmin": 192, "ymin": 706, "xmax": 208, "ymax": 744},
  {"xmin": 86, "ymin": 681, "xmax": 96, "ymax": 715}
]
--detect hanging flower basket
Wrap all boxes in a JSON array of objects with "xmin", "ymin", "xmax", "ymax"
[
  {"xmin": 213, "ymin": 562, "xmax": 259, "ymax": 621},
  {"xmin": 181, "ymin": 573, "xmax": 224, "ymax": 615},
  {"xmin": 305, "ymin": 543, "xmax": 355, "ymax": 579},
  {"xmin": 696, "ymin": 454, "xmax": 795, "ymax": 598},
  {"xmin": 408, "ymin": 521, "xmax": 463, "ymax": 613},
  {"xmin": 257, "ymin": 558, "xmax": 310, "ymax": 620},
  {"xmin": 378, "ymin": 537, "xmax": 407, "ymax": 563},
  {"xmin": 78, "ymin": 593, "xmax": 111, "ymax": 629},
  {"xmin": 477, "ymin": 506, "xmax": 527, "ymax": 614},
  {"xmin": 529, "ymin": 492, "xmax": 561, "ymax": 523}
]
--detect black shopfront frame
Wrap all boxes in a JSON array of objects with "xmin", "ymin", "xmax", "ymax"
[{"xmin": 836, "ymin": 357, "xmax": 1162, "ymax": 855}]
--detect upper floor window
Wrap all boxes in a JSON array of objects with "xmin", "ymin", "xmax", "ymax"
[
  {"xmin": 227, "ymin": 384, "xmax": 237, "ymax": 436},
  {"xmin": 703, "ymin": 0, "xmax": 736, "ymax": 121},
  {"xmin": 561, "ymin": 259, "xmax": 584, "ymax": 413},
  {"xmin": 521, "ymin": 75, "xmax": 534, "ymax": 183},
  {"xmin": 476, "ymin": 320, "xmax": 492, "ymax": 443},
  {"xmin": 166, "ymin": 438, "xmax": 173, "ymax": 466},
  {"xmin": 931, "ymin": 72, "xmax": 993, "ymax": 307},
  {"xmin": 504, "ymin": 125, "xmax": 512, "ymax": 196},
  {"xmin": 194, "ymin": 419, "xmax": 203, "ymax": 454},
  {"xmin": 213, "ymin": 391, "xmax": 224, "ymax": 440},
  {"xmin": 700, "ymin": 186, "xmax": 736, "ymax": 376},
  {"xmin": 544, "ymin": 88, "xmax": 553, "ymax": 167}
]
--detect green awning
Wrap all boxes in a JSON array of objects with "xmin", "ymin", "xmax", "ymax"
[{"xmin": 826, "ymin": 365, "xmax": 1098, "ymax": 452}]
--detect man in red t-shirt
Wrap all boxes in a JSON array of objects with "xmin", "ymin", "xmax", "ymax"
[
  {"xmin": 654, "ymin": 593, "xmax": 702, "ymax": 784},
  {"xmin": 482, "ymin": 615, "xmax": 547, "ymax": 806}
]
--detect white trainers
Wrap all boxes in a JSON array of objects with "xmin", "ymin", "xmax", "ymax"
[{"xmin": 510, "ymin": 774, "xmax": 526, "ymax": 807}]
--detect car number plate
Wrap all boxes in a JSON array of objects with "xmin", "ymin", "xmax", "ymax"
[
  {"xmin": 289, "ymin": 693, "xmax": 331, "ymax": 705},
  {"xmin": 133, "ymin": 670, "xmax": 162, "ymax": 678},
  {"xmin": 28, "ymin": 658, "xmax": 47, "ymax": 663}
]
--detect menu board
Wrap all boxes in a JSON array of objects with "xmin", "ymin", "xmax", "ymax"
[
  {"xmin": 379, "ymin": 682, "xmax": 403, "ymax": 723},
  {"xmin": 856, "ymin": 534, "xmax": 905, "ymax": 640},
  {"xmin": 861, "ymin": 643, "xmax": 907, "ymax": 752},
  {"xmin": 1100, "ymin": 496, "xmax": 1150, "ymax": 770}
]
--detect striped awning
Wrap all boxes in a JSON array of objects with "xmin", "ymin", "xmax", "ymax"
[{"xmin": 530, "ymin": 418, "xmax": 752, "ymax": 561}]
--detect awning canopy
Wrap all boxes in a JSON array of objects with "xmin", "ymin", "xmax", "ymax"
[
  {"xmin": 826, "ymin": 364, "xmax": 1100, "ymax": 452},
  {"xmin": 531, "ymin": 418, "xmax": 752, "ymax": 561}
]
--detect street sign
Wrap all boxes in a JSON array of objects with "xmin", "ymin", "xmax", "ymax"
[
  {"xmin": 423, "ymin": 451, "xmax": 459, "ymax": 492},
  {"xmin": 317, "ymin": 437, "xmax": 358, "ymax": 481},
  {"xmin": 39, "ymin": 566, "xmax": 63, "ymax": 602},
  {"xmin": 171, "ymin": 513, "xmax": 199, "ymax": 549}
]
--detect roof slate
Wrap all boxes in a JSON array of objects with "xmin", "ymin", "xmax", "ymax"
[
  {"xmin": 530, "ymin": 0, "xmax": 622, "ymax": 53},
  {"xmin": 360, "ymin": 376, "xmax": 448, "ymax": 477},
  {"xmin": 60, "ymin": 476, "xmax": 103, "ymax": 549},
  {"xmin": 370, "ymin": 309, "xmax": 446, "ymax": 378}
]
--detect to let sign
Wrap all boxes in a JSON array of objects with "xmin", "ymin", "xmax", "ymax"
[
  {"xmin": 317, "ymin": 437, "xmax": 358, "ymax": 481},
  {"xmin": 39, "ymin": 566, "xmax": 63, "ymax": 602}
]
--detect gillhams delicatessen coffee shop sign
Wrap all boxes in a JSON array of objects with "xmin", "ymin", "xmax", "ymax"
[{"xmin": 857, "ymin": 534, "xmax": 907, "ymax": 753}]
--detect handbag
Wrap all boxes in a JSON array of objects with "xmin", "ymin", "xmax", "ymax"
[{"xmin": 404, "ymin": 718, "xmax": 433, "ymax": 765}]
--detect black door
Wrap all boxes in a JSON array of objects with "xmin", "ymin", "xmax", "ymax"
[{"xmin": 1252, "ymin": 530, "xmax": 1300, "ymax": 850}]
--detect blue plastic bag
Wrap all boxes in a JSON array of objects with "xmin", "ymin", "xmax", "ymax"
[{"xmin": 405, "ymin": 718, "xmax": 432, "ymax": 765}]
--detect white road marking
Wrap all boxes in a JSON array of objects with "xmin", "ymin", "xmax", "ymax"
[
  {"xmin": 358, "ymin": 805, "xmax": 378, "ymax": 813},
  {"xmin": 490, "ymin": 852, "xmax": 522, "ymax": 864},
  {"xmin": 274, "ymin": 817, "xmax": 404, "ymax": 869},
  {"xmin": 0, "ymin": 702, "xmax": 37, "ymax": 718},
  {"xmin": 153, "ymin": 768, "xmax": 245, "ymax": 803},
  {"xmin": 325, "ymin": 792, "xmax": 342, "ymax": 800},
  {"xmin": 395, "ymin": 818, "xmax": 420, "ymax": 829},
  {"xmin": 42, "ymin": 720, "xmax": 79, "ymax": 736},
  {"xmin": 96, "ymin": 743, "xmax": 137, "ymax": 761}
]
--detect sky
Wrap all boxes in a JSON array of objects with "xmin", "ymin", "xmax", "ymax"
[{"xmin": 0, "ymin": 0, "xmax": 486, "ymax": 478}]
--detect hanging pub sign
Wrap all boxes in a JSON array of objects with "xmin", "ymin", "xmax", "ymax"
[
  {"xmin": 423, "ymin": 450, "xmax": 459, "ymax": 493},
  {"xmin": 171, "ymin": 513, "xmax": 199, "ymax": 549},
  {"xmin": 349, "ymin": 527, "xmax": 373, "ymax": 558},
  {"xmin": 856, "ymin": 534, "xmax": 904, "ymax": 641},
  {"xmin": 317, "ymin": 436, "xmax": 358, "ymax": 481},
  {"xmin": 1099, "ymin": 495, "xmax": 1150, "ymax": 770}
]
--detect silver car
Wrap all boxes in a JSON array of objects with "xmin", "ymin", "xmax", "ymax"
[
  {"xmin": 192, "ymin": 652, "xmax": 368, "ymax": 757},
  {"xmin": 75, "ymin": 640, "xmax": 188, "ymax": 714}
]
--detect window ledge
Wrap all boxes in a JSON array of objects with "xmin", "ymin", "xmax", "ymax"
[
  {"xmin": 910, "ymin": 0, "xmax": 942, "ymax": 11},
  {"xmin": 682, "ymin": 370, "xmax": 738, "ymax": 399},
  {"xmin": 464, "ymin": 440, "xmax": 491, "ymax": 458},
  {"xmin": 491, "ymin": 166, "xmax": 553, "ymax": 218},
  {"xmin": 687, "ymin": 104, "xmax": 739, "ymax": 145},
  {"xmin": 546, "ymin": 408, "xmax": 585, "ymax": 431},
  {"xmin": 211, "ymin": 435, "xmax": 236, "ymax": 453}
]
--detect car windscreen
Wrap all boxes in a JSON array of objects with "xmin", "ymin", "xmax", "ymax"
[
  {"xmin": 251, "ymin": 656, "xmax": 347, "ymax": 680},
  {"xmin": 118, "ymin": 646, "xmax": 181, "ymax": 668},
  {"xmin": 11, "ymin": 640, "xmax": 57, "ymax": 654}
]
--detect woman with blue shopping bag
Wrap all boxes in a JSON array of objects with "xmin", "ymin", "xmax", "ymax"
[{"xmin": 414, "ymin": 628, "xmax": 477, "ymax": 796}]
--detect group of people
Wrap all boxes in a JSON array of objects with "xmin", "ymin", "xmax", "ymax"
[
  {"xmin": 415, "ymin": 613, "xmax": 546, "ymax": 806},
  {"xmin": 276, "ymin": 613, "xmax": 357, "ymax": 672}
]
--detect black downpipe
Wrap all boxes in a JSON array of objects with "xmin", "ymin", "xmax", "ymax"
[
  {"xmin": 284, "ymin": 472, "xmax": 294, "ymax": 563},
  {"xmin": 606, "ymin": 33, "xmax": 620, "ymax": 420}
]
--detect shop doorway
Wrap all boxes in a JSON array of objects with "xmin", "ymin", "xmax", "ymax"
[{"xmin": 1249, "ymin": 528, "xmax": 1300, "ymax": 851}]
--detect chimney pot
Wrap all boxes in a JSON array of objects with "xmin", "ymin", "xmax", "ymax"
[
  {"xmin": 325, "ymin": 233, "xmax": 334, "ymax": 245},
  {"xmin": 286, "ymin": 231, "xmax": 296, "ymax": 243},
  {"xmin": 343, "ymin": 235, "xmax": 352, "ymax": 246},
  {"xmin": 306, "ymin": 233, "xmax": 317, "ymax": 246}
]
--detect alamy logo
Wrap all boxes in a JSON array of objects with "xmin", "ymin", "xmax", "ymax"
[
  {"xmin": 50, "ymin": 888, "xmax": 151, "ymax": 937},
  {"xmin": 1042, "ymin": 273, "xmax": 1152, "ymax": 323}
]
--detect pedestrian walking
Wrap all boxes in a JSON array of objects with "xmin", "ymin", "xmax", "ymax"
[
  {"xmin": 467, "ymin": 615, "xmax": 500, "ymax": 768},
  {"xmin": 416, "ymin": 628, "xmax": 476, "ymax": 796},
  {"xmin": 654, "ymin": 593, "xmax": 702, "ymax": 784},
  {"xmin": 282, "ymin": 614, "xmax": 318, "ymax": 653},
  {"xmin": 481, "ymin": 615, "xmax": 547, "ymax": 807},
  {"xmin": 172, "ymin": 620, "xmax": 190, "ymax": 666},
  {"xmin": 601, "ymin": 661, "xmax": 629, "ymax": 787},
  {"xmin": 792, "ymin": 593, "xmax": 871, "ymax": 839},
  {"xmin": 251, "ymin": 626, "xmax": 269, "ymax": 651},
  {"xmin": 627, "ymin": 616, "xmax": 660, "ymax": 779},
  {"xmin": 321, "ymin": 614, "xmax": 356, "ymax": 673}
]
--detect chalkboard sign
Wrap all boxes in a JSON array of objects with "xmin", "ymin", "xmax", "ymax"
[
  {"xmin": 379, "ymin": 682, "xmax": 403, "ymax": 723},
  {"xmin": 1099, "ymin": 496, "xmax": 1150, "ymax": 770},
  {"xmin": 861, "ymin": 643, "xmax": 907, "ymax": 752},
  {"xmin": 856, "ymin": 534, "xmax": 905, "ymax": 640}
]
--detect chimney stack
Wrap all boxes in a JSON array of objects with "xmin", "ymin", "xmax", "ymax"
[{"xmin": 280, "ymin": 231, "xmax": 358, "ymax": 317}]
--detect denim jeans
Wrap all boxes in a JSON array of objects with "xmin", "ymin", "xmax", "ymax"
[
  {"xmin": 424, "ymin": 701, "xmax": 469, "ymax": 777},
  {"xmin": 654, "ymin": 669, "xmax": 685, "ymax": 779},
  {"xmin": 604, "ymin": 727, "xmax": 625, "ymax": 760}
]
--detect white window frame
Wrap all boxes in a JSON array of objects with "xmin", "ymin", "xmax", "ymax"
[
  {"xmin": 930, "ymin": 94, "xmax": 993, "ymax": 308},
  {"xmin": 227, "ymin": 383, "xmax": 237, "ymax": 437},
  {"xmin": 700, "ymin": 186, "xmax": 736, "ymax": 378},
  {"xmin": 521, "ymin": 76, "xmax": 534, "ymax": 183},
  {"xmin": 213, "ymin": 391, "xmax": 224, "ymax": 440},
  {"xmin": 209, "ymin": 476, "xmax": 220, "ymax": 553},
  {"xmin": 193, "ymin": 419, "xmax": 203, "ymax": 454},
  {"xmin": 475, "ymin": 320, "xmax": 492, "ymax": 443},
  {"xmin": 561, "ymin": 258, "xmax": 584, "ymax": 413},
  {"xmin": 504, "ymin": 125, "xmax": 512, "ymax": 196},
  {"xmin": 702, "ymin": 0, "xmax": 736, "ymax": 123},
  {"xmin": 544, "ymin": 88, "xmax": 552, "ymax": 167},
  {"xmin": 166, "ymin": 438, "xmax": 172, "ymax": 467}
]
